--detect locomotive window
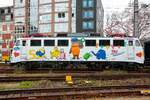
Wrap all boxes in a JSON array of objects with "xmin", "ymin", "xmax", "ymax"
[
  {"xmin": 99, "ymin": 40, "xmax": 110, "ymax": 46},
  {"xmin": 22, "ymin": 40, "xmax": 26, "ymax": 46},
  {"xmin": 16, "ymin": 40, "xmax": 20, "ymax": 46},
  {"xmin": 44, "ymin": 40, "xmax": 55, "ymax": 46},
  {"xmin": 129, "ymin": 41, "xmax": 133, "ymax": 46},
  {"xmin": 135, "ymin": 40, "xmax": 140, "ymax": 47},
  {"xmin": 30, "ymin": 40, "xmax": 41, "ymax": 46},
  {"xmin": 85, "ymin": 40, "xmax": 96, "ymax": 46},
  {"xmin": 58, "ymin": 40, "xmax": 68, "ymax": 46},
  {"xmin": 113, "ymin": 40, "xmax": 124, "ymax": 46}
]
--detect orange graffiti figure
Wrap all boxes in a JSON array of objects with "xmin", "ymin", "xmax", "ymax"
[{"xmin": 70, "ymin": 43, "xmax": 80, "ymax": 59}]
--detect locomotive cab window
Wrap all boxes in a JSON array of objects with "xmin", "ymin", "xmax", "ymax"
[
  {"xmin": 128, "ymin": 41, "xmax": 133, "ymax": 46},
  {"xmin": 44, "ymin": 40, "xmax": 55, "ymax": 46},
  {"xmin": 99, "ymin": 40, "xmax": 110, "ymax": 46},
  {"xmin": 135, "ymin": 40, "xmax": 140, "ymax": 47},
  {"xmin": 113, "ymin": 40, "xmax": 124, "ymax": 46},
  {"xmin": 16, "ymin": 40, "xmax": 20, "ymax": 46},
  {"xmin": 85, "ymin": 40, "xmax": 96, "ymax": 46},
  {"xmin": 58, "ymin": 40, "xmax": 68, "ymax": 46},
  {"xmin": 22, "ymin": 40, "xmax": 26, "ymax": 46},
  {"xmin": 30, "ymin": 40, "xmax": 41, "ymax": 46}
]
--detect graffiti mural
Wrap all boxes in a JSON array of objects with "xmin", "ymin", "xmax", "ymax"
[
  {"xmin": 50, "ymin": 47, "xmax": 60, "ymax": 59},
  {"xmin": 83, "ymin": 52, "xmax": 92, "ymax": 61},
  {"xmin": 29, "ymin": 48, "xmax": 46, "ymax": 59},
  {"xmin": 91, "ymin": 49, "xmax": 106, "ymax": 60},
  {"xmin": 111, "ymin": 49, "xmax": 125, "ymax": 57},
  {"xmin": 59, "ymin": 49, "xmax": 66, "ymax": 60},
  {"xmin": 13, "ymin": 47, "xmax": 20, "ymax": 58},
  {"xmin": 36, "ymin": 48, "xmax": 46, "ymax": 59},
  {"xmin": 136, "ymin": 52, "xmax": 143, "ymax": 58},
  {"xmin": 70, "ymin": 37, "xmax": 81, "ymax": 59},
  {"xmin": 79, "ymin": 37, "xmax": 85, "ymax": 48}
]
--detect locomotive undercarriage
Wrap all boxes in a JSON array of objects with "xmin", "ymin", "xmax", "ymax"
[{"xmin": 11, "ymin": 61, "xmax": 143, "ymax": 71}]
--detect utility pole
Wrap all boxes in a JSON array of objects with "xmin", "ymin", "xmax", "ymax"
[{"xmin": 133, "ymin": 0, "xmax": 139, "ymax": 37}]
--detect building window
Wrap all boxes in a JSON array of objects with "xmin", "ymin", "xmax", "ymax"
[
  {"xmin": 29, "ymin": 26, "xmax": 38, "ymax": 33},
  {"xmin": 1, "ymin": 9, "xmax": 4, "ymax": 14},
  {"xmin": 83, "ymin": 0, "xmax": 94, "ymax": 8},
  {"xmin": 14, "ymin": 8, "xmax": 25, "ymax": 17},
  {"xmin": 20, "ymin": 0, "xmax": 23, "ymax": 3},
  {"xmin": 8, "ymin": 8, "xmax": 11, "ymax": 13},
  {"xmin": 62, "ymin": 13, "xmax": 65, "ymax": 18},
  {"xmin": 58, "ymin": 12, "xmax": 65, "ymax": 18},
  {"xmin": 83, "ymin": 10, "xmax": 94, "ymax": 18},
  {"xmin": 82, "ymin": 21, "xmax": 94, "ymax": 29},
  {"xmin": 72, "ymin": 13, "xmax": 74, "ymax": 17},
  {"xmin": 58, "ymin": 13, "xmax": 61, "ymax": 18},
  {"xmin": 5, "ymin": 15, "xmax": 11, "ymax": 21},
  {"xmin": 40, "ymin": 14, "xmax": 51, "ymax": 23},
  {"xmin": 2, "ymin": 25, "xmax": 7, "ymax": 31},
  {"xmin": 15, "ymin": 26, "xmax": 25, "ymax": 33},
  {"xmin": 39, "ymin": 24, "xmax": 51, "ymax": 33}
]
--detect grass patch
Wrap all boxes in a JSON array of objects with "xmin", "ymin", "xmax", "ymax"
[
  {"xmin": 100, "ymin": 70, "xmax": 127, "ymax": 75},
  {"xmin": 13, "ymin": 67, "xmax": 26, "ymax": 74},
  {"xmin": 34, "ymin": 80, "xmax": 53, "ymax": 88},
  {"xmin": 17, "ymin": 81, "xmax": 35, "ymax": 89}
]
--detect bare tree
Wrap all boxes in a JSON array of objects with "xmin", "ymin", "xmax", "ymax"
[{"xmin": 104, "ymin": 3, "xmax": 150, "ymax": 39}]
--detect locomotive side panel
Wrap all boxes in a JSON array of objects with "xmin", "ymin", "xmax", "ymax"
[{"xmin": 10, "ymin": 37, "xmax": 144, "ymax": 64}]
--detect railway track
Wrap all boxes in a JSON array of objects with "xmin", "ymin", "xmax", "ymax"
[
  {"xmin": 0, "ymin": 62, "xmax": 150, "ymax": 74},
  {"xmin": 0, "ymin": 73, "xmax": 150, "ymax": 82},
  {"xmin": 0, "ymin": 85, "xmax": 149, "ymax": 99}
]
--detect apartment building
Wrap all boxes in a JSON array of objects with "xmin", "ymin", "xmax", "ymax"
[
  {"xmin": 13, "ymin": 0, "xmax": 104, "ymax": 38},
  {"xmin": 0, "ymin": 6, "xmax": 14, "ymax": 59}
]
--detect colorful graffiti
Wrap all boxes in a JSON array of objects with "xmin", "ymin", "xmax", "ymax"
[
  {"xmin": 14, "ymin": 47, "xmax": 20, "ymax": 51},
  {"xmin": 83, "ymin": 52, "xmax": 92, "ymax": 61},
  {"xmin": 59, "ymin": 49, "xmax": 66, "ymax": 60},
  {"xmin": 36, "ymin": 48, "xmax": 45, "ymax": 58},
  {"xmin": 14, "ymin": 52, "xmax": 20, "ymax": 57},
  {"xmin": 91, "ymin": 49, "xmax": 106, "ymax": 60},
  {"xmin": 29, "ymin": 48, "xmax": 46, "ymax": 59},
  {"xmin": 111, "ymin": 49, "xmax": 125, "ymax": 56},
  {"xmin": 136, "ymin": 52, "xmax": 143, "ymax": 58},
  {"xmin": 50, "ymin": 47, "xmax": 60, "ymax": 59},
  {"xmin": 70, "ymin": 37, "xmax": 81, "ymax": 59},
  {"xmin": 50, "ymin": 47, "xmax": 66, "ymax": 60},
  {"xmin": 13, "ymin": 47, "xmax": 20, "ymax": 58}
]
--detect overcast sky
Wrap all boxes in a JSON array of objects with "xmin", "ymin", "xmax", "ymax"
[
  {"xmin": 0, "ymin": 0, "xmax": 150, "ymax": 21},
  {"xmin": 0, "ymin": 0, "xmax": 150, "ymax": 11}
]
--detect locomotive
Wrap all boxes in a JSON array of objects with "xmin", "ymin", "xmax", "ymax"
[{"xmin": 10, "ymin": 34, "xmax": 144, "ymax": 69}]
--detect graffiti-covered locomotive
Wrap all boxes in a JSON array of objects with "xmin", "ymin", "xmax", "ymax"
[{"xmin": 10, "ymin": 36, "xmax": 144, "ymax": 69}]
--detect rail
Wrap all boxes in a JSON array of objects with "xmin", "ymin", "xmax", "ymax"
[{"xmin": 0, "ymin": 85, "xmax": 149, "ymax": 99}]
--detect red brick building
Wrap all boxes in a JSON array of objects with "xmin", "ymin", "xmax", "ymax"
[{"xmin": 0, "ymin": 6, "xmax": 14, "ymax": 61}]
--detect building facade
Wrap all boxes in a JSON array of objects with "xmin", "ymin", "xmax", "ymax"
[
  {"xmin": 0, "ymin": 6, "xmax": 14, "ymax": 59},
  {"xmin": 13, "ymin": 0, "xmax": 104, "ymax": 38}
]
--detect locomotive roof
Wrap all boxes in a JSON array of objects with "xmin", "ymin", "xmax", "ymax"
[{"xmin": 18, "ymin": 36, "xmax": 139, "ymax": 40}]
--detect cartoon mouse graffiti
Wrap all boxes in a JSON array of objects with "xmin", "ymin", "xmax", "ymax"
[{"xmin": 70, "ymin": 37, "xmax": 80, "ymax": 59}]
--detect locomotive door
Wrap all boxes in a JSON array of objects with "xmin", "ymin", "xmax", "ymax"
[
  {"xmin": 21, "ymin": 40, "xmax": 28, "ymax": 61},
  {"xmin": 127, "ymin": 40, "xmax": 135, "ymax": 60}
]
